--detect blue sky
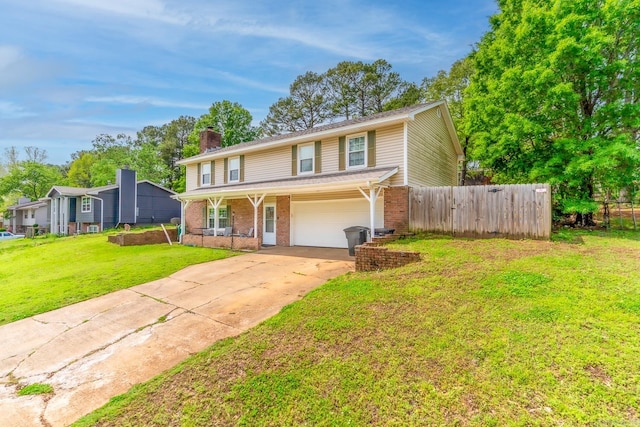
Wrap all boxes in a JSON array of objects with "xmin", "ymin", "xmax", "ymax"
[{"xmin": 0, "ymin": 0, "xmax": 497, "ymax": 165}]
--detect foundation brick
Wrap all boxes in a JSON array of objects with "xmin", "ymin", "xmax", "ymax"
[
  {"xmin": 355, "ymin": 242, "xmax": 420, "ymax": 272},
  {"xmin": 384, "ymin": 186, "xmax": 410, "ymax": 234}
]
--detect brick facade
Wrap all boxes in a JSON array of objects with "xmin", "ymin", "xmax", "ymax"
[
  {"xmin": 276, "ymin": 195, "xmax": 290, "ymax": 246},
  {"xmin": 182, "ymin": 234, "xmax": 261, "ymax": 251},
  {"xmin": 355, "ymin": 242, "xmax": 420, "ymax": 272},
  {"xmin": 185, "ymin": 200, "xmax": 206, "ymax": 233},
  {"xmin": 384, "ymin": 186, "xmax": 410, "ymax": 234},
  {"xmin": 230, "ymin": 198, "xmax": 260, "ymax": 237}
]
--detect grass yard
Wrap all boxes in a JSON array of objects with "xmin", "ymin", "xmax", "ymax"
[
  {"xmin": 0, "ymin": 233, "xmax": 234, "ymax": 325},
  {"xmin": 74, "ymin": 230, "xmax": 640, "ymax": 426}
]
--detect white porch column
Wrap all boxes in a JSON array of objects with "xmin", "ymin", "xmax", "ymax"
[
  {"xmin": 62, "ymin": 196, "xmax": 68, "ymax": 235},
  {"xmin": 180, "ymin": 200, "xmax": 191, "ymax": 244},
  {"xmin": 207, "ymin": 197, "xmax": 224, "ymax": 232},
  {"xmin": 358, "ymin": 185, "xmax": 383, "ymax": 242},
  {"xmin": 246, "ymin": 194, "xmax": 266, "ymax": 238}
]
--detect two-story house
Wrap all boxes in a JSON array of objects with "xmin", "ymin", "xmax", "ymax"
[{"xmin": 176, "ymin": 102, "xmax": 463, "ymax": 249}]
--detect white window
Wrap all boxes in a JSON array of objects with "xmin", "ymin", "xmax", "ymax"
[
  {"xmin": 31, "ymin": 210, "xmax": 35, "ymax": 219},
  {"xmin": 299, "ymin": 143, "xmax": 314, "ymax": 174},
  {"xmin": 81, "ymin": 197, "xmax": 91, "ymax": 213},
  {"xmin": 347, "ymin": 134, "xmax": 366, "ymax": 168},
  {"xmin": 228, "ymin": 157, "xmax": 240, "ymax": 182},
  {"xmin": 201, "ymin": 162, "xmax": 211, "ymax": 186},
  {"xmin": 208, "ymin": 206, "xmax": 228, "ymax": 228},
  {"xmin": 24, "ymin": 212, "xmax": 28, "ymax": 219}
]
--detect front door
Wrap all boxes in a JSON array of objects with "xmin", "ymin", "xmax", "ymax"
[{"xmin": 263, "ymin": 202, "xmax": 276, "ymax": 245}]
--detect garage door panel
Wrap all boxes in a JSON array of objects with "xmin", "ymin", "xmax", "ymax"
[{"xmin": 291, "ymin": 199, "xmax": 383, "ymax": 248}]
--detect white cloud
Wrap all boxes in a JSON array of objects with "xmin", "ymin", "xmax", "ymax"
[
  {"xmin": 51, "ymin": 0, "xmax": 190, "ymax": 25},
  {"xmin": 85, "ymin": 95, "xmax": 208, "ymax": 110},
  {"xmin": 0, "ymin": 101, "xmax": 35, "ymax": 119}
]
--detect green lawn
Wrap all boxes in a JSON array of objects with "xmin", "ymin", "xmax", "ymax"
[
  {"xmin": 0, "ymin": 232, "xmax": 234, "ymax": 325},
  {"xmin": 74, "ymin": 230, "xmax": 640, "ymax": 426}
]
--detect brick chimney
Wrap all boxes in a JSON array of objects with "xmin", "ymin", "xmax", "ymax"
[{"xmin": 200, "ymin": 127, "xmax": 222, "ymax": 153}]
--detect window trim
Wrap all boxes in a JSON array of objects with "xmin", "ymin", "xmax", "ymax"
[
  {"xmin": 81, "ymin": 196, "xmax": 92, "ymax": 213},
  {"xmin": 298, "ymin": 143, "xmax": 315, "ymax": 175},
  {"xmin": 228, "ymin": 156, "xmax": 240, "ymax": 183},
  {"xmin": 201, "ymin": 162, "xmax": 211, "ymax": 186},
  {"xmin": 346, "ymin": 133, "xmax": 367, "ymax": 169},
  {"xmin": 208, "ymin": 205, "xmax": 228, "ymax": 229}
]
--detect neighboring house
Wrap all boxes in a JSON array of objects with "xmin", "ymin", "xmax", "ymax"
[
  {"xmin": 175, "ymin": 102, "xmax": 464, "ymax": 249},
  {"xmin": 6, "ymin": 197, "xmax": 50, "ymax": 233},
  {"xmin": 47, "ymin": 169, "xmax": 181, "ymax": 235}
]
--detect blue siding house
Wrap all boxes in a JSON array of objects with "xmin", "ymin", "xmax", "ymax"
[{"xmin": 47, "ymin": 169, "xmax": 180, "ymax": 235}]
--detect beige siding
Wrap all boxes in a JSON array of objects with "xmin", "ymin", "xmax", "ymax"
[
  {"xmin": 321, "ymin": 136, "xmax": 340, "ymax": 174},
  {"xmin": 407, "ymin": 108, "xmax": 458, "ymax": 187},
  {"xmin": 244, "ymin": 146, "xmax": 290, "ymax": 182},
  {"xmin": 186, "ymin": 164, "xmax": 198, "ymax": 191},
  {"xmin": 185, "ymin": 124, "xmax": 406, "ymax": 189},
  {"xmin": 292, "ymin": 190, "xmax": 363, "ymax": 202},
  {"xmin": 374, "ymin": 124, "xmax": 405, "ymax": 185}
]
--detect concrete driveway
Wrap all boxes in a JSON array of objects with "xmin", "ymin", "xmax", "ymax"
[{"xmin": 0, "ymin": 247, "xmax": 353, "ymax": 427}]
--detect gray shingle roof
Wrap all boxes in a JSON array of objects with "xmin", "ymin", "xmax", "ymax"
[{"xmin": 184, "ymin": 102, "xmax": 439, "ymax": 162}]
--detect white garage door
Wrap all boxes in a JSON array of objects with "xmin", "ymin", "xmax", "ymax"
[{"xmin": 291, "ymin": 198, "xmax": 384, "ymax": 248}]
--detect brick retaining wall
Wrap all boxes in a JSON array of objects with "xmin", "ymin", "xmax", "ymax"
[
  {"xmin": 182, "ymin": 234, "xmax": 261, "ymax": 251},
  {"xmin": 108, "ymin": 229, "xmax": 178, "ymax": 246},
  {"xmin": 355, "ymin": 242, "xmax": 420, "ymax": 272}
]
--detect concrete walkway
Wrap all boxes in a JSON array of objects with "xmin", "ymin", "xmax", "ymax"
[{"xmin": 0, "ymin": 247, "xmax": 353, "ymax": 427}]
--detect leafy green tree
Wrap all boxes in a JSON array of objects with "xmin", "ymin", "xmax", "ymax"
[
  {"xmin": 383, "ymin": 82, "xmax": 424, "ymax": 111},
  {"xmin": 261, "ymin": 72, "xmax": 331, "ymax": 135},
  {"xmin": 67, "ymin": 152, "xmax": 95, "ymax": 187},
  {"xmin": 423, "ymin": 57, "xmax": 475, "ymax": 184},
  {"xmin": 0, "ymin": 161, "xmax": 63, "ymax": 200},
  {"xmin": 89, "ymin": 134, "xmax": 134, "ymax": 186},
  {"xmin": 188, "ymin": 100, "xmax": 260, "ymax": 149},
  {"xmin": 466, "ymin": 0, "xmax": 640, "ymax": 224}
]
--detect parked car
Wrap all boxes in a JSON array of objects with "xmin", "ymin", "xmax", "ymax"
[{"xmin": 0, "ymin": 231, "xmax": 26, "ymax": 240}]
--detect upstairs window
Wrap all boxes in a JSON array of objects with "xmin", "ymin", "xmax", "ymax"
[
  {"xmin": 81, "ymin": 197, "xmax": 91, "ymax": 213},
  {"xmin": 228, "ymin": 157, "xmax": 240, "ymax": 183},
  {"xmin": 299, "ymin": 143, "xmax": 314, "ymax": 174},
  {"xmin": 201, "ymin": 162, "xmax": 211, "ymax": 186},
  {"xmin": 347, "ymin": 134, "xmax": 366, "ymax": 168}
]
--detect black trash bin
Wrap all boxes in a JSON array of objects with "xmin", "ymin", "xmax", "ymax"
[{"xmin": 343, "ymin": 226, "xmax": 370, "ymax": 256}]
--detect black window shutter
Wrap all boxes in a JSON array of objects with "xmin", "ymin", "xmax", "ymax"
[
  {"xmin": 223, "ymin": 158, "xmax": 228, "ymax": 184},
  {"xmin": 367, "ymin": 130, "xmax": 376, "ymax": 167},
  {"xmin": 291, "ymin": 145, "xmax": 298, "ymax": 176},
  {"xmin": 210, "ymin": 161, "xmax": 215, "ymax": 185},
  {"xmin": 314, "ymin": 141, "xmax": 321, "ymax": 173},
  {"xmin": 239, "ymin": 155, "xmax": 245, "ymax": 182},
  {"xmin": 338, "ymin": 136, "xmax": 346, "ymax": 171},
  {"xmin": 197, "ymin": 163, "xmax": 201, "ymax": 186}
]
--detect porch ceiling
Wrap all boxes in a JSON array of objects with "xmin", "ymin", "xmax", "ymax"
[{"xmin": 175, "ymin": 167, "xmax": 399, "ymax": 200}]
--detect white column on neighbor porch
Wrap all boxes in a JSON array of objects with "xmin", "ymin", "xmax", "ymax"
[
  {"xmin": 246, "ymin": 194, "xmax": 266, "ymax": 238},
  {"xmin": 358, "ymin": 185, "xmax": 383, "ymax": 242},
  {"xmin": 207, "ymin": 197, "xmax": 224, "ymax": 232},
  {"xmin": 62, "ymin": 196, "xmax": 68, "ymax": 235}
]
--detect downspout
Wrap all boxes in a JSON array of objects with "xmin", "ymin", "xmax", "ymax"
[{"xmin": 84, "ymin": 195, "xmax": 104, "ymax": 232}]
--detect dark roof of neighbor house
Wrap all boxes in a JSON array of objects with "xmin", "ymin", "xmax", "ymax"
[
  {"xmin": 7, "ymin": 199, "xmax": 49, "ymax": 210},
  {"xmin": 179, "ymin": 102, "xmax": 441, "ymax": 164},
  {"xmin": 47, "ymin": 180, "xmax": 176, "ymax": 198}
]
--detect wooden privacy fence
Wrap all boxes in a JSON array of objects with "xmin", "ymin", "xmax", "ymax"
[{"xmin": 410, "ymin": 184, "xmax": 552, "ymax": 240}]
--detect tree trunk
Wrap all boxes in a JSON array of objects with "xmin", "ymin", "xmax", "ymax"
[
  {"xmin": 460, "ymin": 136, "xmax": 469, "ymax": 186},
  {"xmin": 602, "ymin": 190, "xmax": 610, "ymax": 229}
]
